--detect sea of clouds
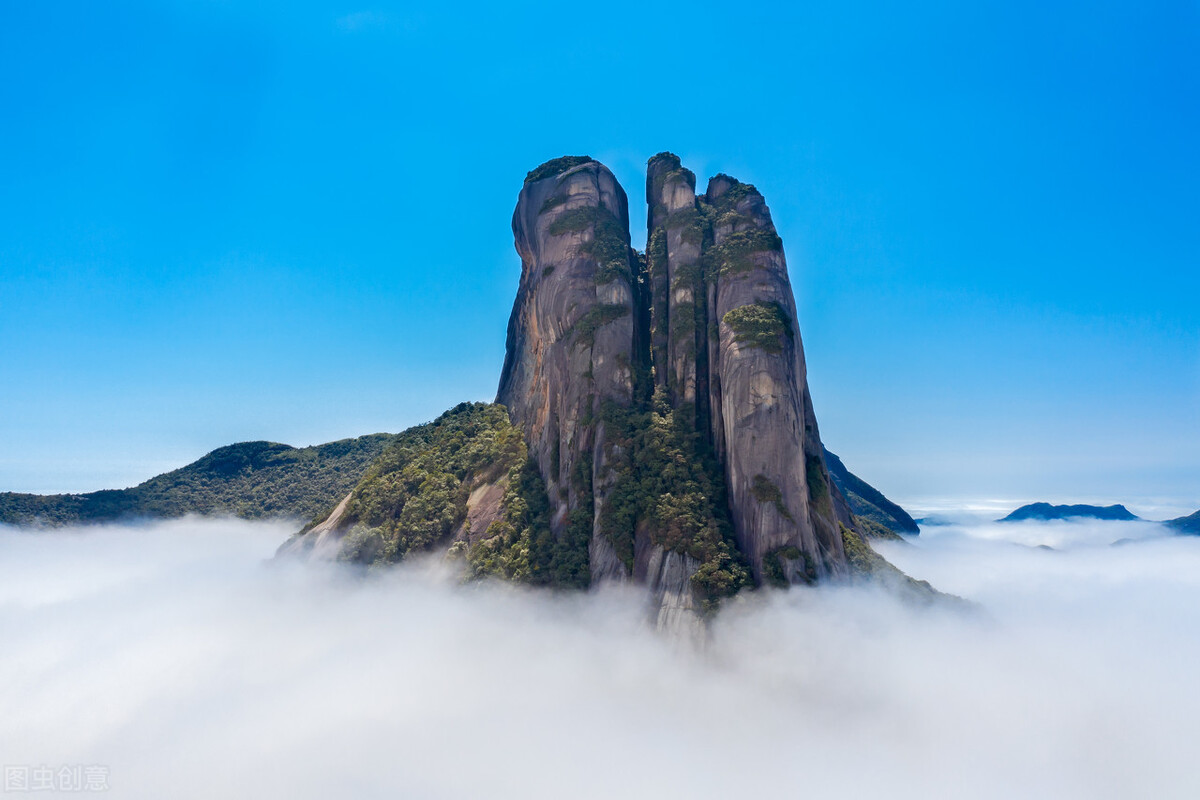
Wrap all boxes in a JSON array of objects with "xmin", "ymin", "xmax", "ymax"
[{"xmin": 1, "ymin": 512, "xmax": 1198, "ymax": 799}]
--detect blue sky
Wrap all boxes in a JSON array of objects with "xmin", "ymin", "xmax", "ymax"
[{"xmin": 1, "ymin": 1, "xmax": 1197, "ymax": 511}]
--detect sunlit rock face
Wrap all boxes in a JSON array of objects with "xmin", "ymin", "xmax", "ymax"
[
  {"xmin": 498, "ymin": 158, "xmax": 640, "ymax": 585},
  {"xmin": 279, "ymin": 152, "xmax": 912, "ymax": 624},
  {"xmin": 498, "ymin": 153, "xmax": 862, "ymax": 609}
]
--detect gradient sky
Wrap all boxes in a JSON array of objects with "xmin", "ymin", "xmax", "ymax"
[{"xmin": 1, "ymin": 1, "xmax": 1197, "ymax": 512}]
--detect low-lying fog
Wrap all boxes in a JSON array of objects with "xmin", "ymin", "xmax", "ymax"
[{"xmin": 1, "ymin": 513, "xmax": 1197, "ymax": 799}]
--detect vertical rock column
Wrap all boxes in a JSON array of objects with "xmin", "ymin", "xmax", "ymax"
[
  {"xmin": 647, "ymin": 154, "xmax": 705, "ymax": 417},
  {"xmin": 497, "ymin": 157, "xmax": 638, "ymax": 586},
  {"xmin": 703, "ymin": 175, "xmax": 848, "ymax": 582}
]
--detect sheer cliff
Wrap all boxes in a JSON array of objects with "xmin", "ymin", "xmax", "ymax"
[
  {"xmin": 493, "ymin": 152, "xmax": 877, "ymax": 612},
  {"xmin": 272, "ymin": 152, "xmax": 934, "ymax": 618},
  {"xmin": 4, "ymin": 151, "xmax": 923, "ymax": 619}
]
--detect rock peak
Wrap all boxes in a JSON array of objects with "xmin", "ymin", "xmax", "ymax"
[
  {"xmin": 523, "ymin": 155, "xmax": 596, "ymax": 185},
  {"xmin": 498, "ymin": 151, "xmax": 869, "ymax": 613},
  {"xmin": 277, "ymin": 150, "xmax": 934, "ymax": 623}
]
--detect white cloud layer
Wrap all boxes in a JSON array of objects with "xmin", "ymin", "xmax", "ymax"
[{"xmin": 1, "ymin": 515, "xmax": 1198, "ymax": 799}]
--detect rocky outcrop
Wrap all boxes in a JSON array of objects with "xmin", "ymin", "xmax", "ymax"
[
  {"xmin": 497, "ymin": 153, "xmax": 878, "ymax": 611},
  {"xmin": 497, "ymin": 157, "xmax": 642, "ymax": 587},
  {"xmin": 276, "ymin": 491, "xmax": 354, "ymax": 558},
  {"xmin": 270, "ymin": 152, "xmax": 932, "ymax": 623},
  {"xmin": 701, "ymin": 172, "xmax": 847, "ymax": 583},
  {"xmin": 1166, "ymin": 510, "xmax": 1200, "ymax": 535}
]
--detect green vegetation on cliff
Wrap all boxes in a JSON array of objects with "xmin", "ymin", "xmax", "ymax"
[
  {"xmin": 464, "ymin": 457, "xmax": 551, "ymax": 582},
  {"xmin": 595, "ymin": 389, "xmax": 750, "ymax": 610},
  {"xmin": 751, "ymin": 474, "xmax": 794, "ymax": 521},
  {"xmin": 525, "ymin": 155, "xmax": 593, "ymax": 184},
  {"xmin": 763, "ymin": 545, "xmax": 815, "ymax": 588},
  {"xmin": 723, "ymin": 301, "xmax": 793, "ymax": 354},
  {"xmin": 823, "ymin": 448, "xmax": 919, "ymax": 535},
  {"xmin": 707, "ymin": 178, "xmax": 760, "ymax": 214},
  {"xmin": 572, "ymin": 303, "xmax": 630, "ymax": 348},
  {"xmin": 545, "ymin": 204, "xmax": 632, "ymax": 285},
  {"xmin": 0, "ymin": 434, "xmax": 396, "ymax": 527},
  {"xmin": 308, "ymin": 403, "xmax": 589, "ymax": 589},
  {"xmin": 331, "ymin": 403, "xmax": 523, "ymax": 564},
  {"xmin": 840, "ymin": 521, "xmax": 945, "ymax": 604},
  {"xmin": 704, "ymin": 228, "xmax": 783, "ymax": 276}
]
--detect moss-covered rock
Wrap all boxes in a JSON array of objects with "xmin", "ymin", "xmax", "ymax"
[
  {"xmin": 723, "ymin": 301, "xmax": 793, "ymax": 354},
  {"xmin": 525, "ymin": 155, "xmax": 593, "ymax": 184}
]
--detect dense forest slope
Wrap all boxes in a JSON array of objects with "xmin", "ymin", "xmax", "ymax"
[
  {"xmin": 0, "ymin": 434, "xmax": 395, "ymax": 526},
  {"xmin": 824, "ymin": 448, "xmax": 919, "ymax": 536}
]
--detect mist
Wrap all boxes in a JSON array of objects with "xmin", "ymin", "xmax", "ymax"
[{"xmin": 2, "ymin": 515, "xmax": 1198, "ymax": 799}]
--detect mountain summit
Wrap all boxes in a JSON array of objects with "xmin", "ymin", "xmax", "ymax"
[
  {"xmin": 494, "ymin": 153, "xmax": 867, "ymax": 616},
  {"xmin": 282, "ymin": 153, "xmax": 935, "ymax": 621},
  {"xmin": 0, "ymin": 152, "xmax": 933, "ymax": 622}
]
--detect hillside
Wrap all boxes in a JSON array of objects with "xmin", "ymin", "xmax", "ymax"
[
  {"xmin": 0, "ymin": 434, "xmax": 395, "ymax": 526},
  {"xmin": 824, "ymin": 448, "xmax": 920, "ymax": 536},
  {"xmin": 281, "ymin": 153, "xmax": 942, "ymax": 619},
  {"xmin": 1166, "ymin": 510, "xmax": 1200, "ymax": 534}
]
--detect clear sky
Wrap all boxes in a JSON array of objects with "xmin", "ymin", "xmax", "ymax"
[{"xmin": 1, "ymin": 1, "xmax": 1196, "ymax": 512}]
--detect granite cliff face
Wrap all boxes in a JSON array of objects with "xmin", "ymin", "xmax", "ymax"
[
  {"xmin": 6, "ymin": 151, "xmax": 922, "ymax": 618},
  {"xmin": 497, "ymin": 157, "xmax": 642, "ymax": 589},
  {"xmin": 277, "ymin": 152, "xmax": 931, "ymax": 620},
  {"xmin": 497, "ymin": 153, "xmax": 874, "ymax": 609}
]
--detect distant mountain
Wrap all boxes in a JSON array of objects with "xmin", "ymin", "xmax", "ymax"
[
  {"xmin": 823, "ymin": 448, "xmax": 919, "ymax": 536},
  {"xmin": 1166, "ymin": 510, "xmax": 1200, "ymax": 535},
  {"xmin": 999, "ymin": 503, "xmax": 1140, "ymax": 522},
  {"xmin": 0, "ymin": 434, "xmax": 395, "ymax": 527}
]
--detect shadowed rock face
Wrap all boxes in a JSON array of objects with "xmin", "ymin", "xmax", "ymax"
[
  {"xmin": 646, "ymin": 154, "xmax": 703, "ymax": 413},
  {"xmin": 498, "ymin": 153, "xmax": 863, "ymax": 602}
]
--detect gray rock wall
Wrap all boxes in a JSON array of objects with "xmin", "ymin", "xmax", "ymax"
[
  {"xmin": 498, "ymin": 160, "xmax": 637, "ymax": 572},
  {"xmin": 499, "ymin": 154, "xmax": 859, "ymax": 602}
]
